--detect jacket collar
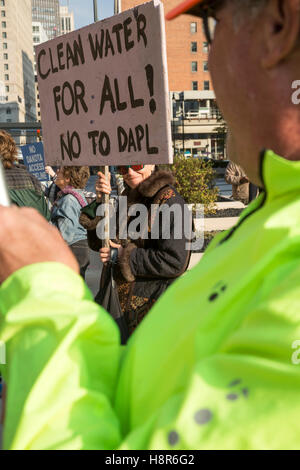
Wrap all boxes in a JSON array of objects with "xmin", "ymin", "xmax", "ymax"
[
  {"xmin": 261, "ymin": 149, "xmax": 300, "ymax": 201},
  {"xmin": 125, "ymin": 170, "xmax": 176, "ymax": 203},
  {"xmin": 138, "ymin": 170, "xmax": 175, "ymax": 198}
]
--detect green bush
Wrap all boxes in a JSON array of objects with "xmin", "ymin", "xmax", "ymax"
[{"xmin": 161, "ymin": 155, "xmax": 219, "ymax": 214}]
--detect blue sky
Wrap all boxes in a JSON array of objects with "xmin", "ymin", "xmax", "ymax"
[{"xmin": 59, "ymin": 0, "xmax": 115, "ymax": 30}]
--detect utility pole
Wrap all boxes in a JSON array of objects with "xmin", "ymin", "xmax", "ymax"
[
  {"xmin": 114, "ymin": 0, "xmax": 121, "ymax": 14},
  {"xmin": 93, "ymin": 0, "xmax": 98, "ymax": 22}
]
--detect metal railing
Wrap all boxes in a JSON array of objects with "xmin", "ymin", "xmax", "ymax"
[
  {"xmin": 0, "ymin": 122, "xmax": 42, "ymax": 145},
  {"xmin": 174, "ymin": 109, "xmax": 221, "ymax": 120}
]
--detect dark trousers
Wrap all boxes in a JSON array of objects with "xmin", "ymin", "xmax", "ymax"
[
  {"xmin": 249, "ymin": 183, "xmax": 259, "ymax": 203},
  {"xmin": 70, "ymin": 239, "xmax": 90, "ymax": 279}
]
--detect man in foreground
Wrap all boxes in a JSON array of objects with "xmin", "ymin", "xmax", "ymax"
[{"xmin": 1, "ymin": 0, "xmax": 300, "ymax": 449}]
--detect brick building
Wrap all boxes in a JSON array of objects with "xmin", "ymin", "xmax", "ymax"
[{"xmin": 121, "ymin": 0, "xmax": 225, "ymax": 158}]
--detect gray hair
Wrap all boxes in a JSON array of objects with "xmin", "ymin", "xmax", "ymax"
[
  {"xmin": 230, "ymin": 0, "xmax": 268, "ymax": 29},
  {"xmin": 231, "ymin": 0, "xmax": 268, "ymax": 14}
]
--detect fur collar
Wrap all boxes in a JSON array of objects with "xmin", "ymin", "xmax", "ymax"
[{"xmin": 126, "ymin": 170, "xmax": 175, "ymax": 203}]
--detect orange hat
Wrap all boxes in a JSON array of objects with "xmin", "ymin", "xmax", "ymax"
[{"xmin": 166, "ymin": 0, "xmax": 206, "ymax": 20}]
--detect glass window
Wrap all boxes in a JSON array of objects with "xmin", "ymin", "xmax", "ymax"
[
  {"xmin": 192, "ymin": 81, "xmax": 198, "ymax": 91},
  {"xmin": 191, "ymin": 61, "xmax": 198, "ymax": 72},
  {"xmin": 2, "ymin": 31, "xmax": 6, "ymax": 38},
  {"xmin": 0, "ymin": 0, "xmax": 5, "ymax": 6},
  {"xmin": 190, "ymin": 22, "xmax": 197, "ymax": 34},
  {"xmin": 6, "ymin": 107, "xmax": 11, "ymax": 114},
  {"xmin": 191, "ymin": 42, "xmax": 197, "ymax": 53},
  {"xmin": 203, "ymin": 42, "xmax": 209, "ymax": 53},
  {"xmin": 4, "ymin": 63, "xmax": 8, "ymax": 70},
  {"xmin": 1, "ymin": 11, "xmax": 6, "ymax": 17},
  {"xmin": 3, "ymin": 42, "xmax": 7, "ymax": 49},
  {"xmin": 203, "ymin": 61, "xmax": 209, "ymax": 72},
  {"xmin": 4, "ymin": 73, "xmax": 9, "ymax": 80},
  {"xmin": 204, "ymin": 81, "xmax": 210, "ymax": 90},
  {"xmin": 2, "ymin": 21, "xmax": 6, "ymax": 27},
  {"xmin": 3, "ymin": 53, "xmax": 8, "ymax": 59}
]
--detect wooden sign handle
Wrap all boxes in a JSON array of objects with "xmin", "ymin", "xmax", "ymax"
[
  {"xmin": 96, "ymin": 165, "xmax": 110, "ymax": 249},
  {"xmin": 103, "ymin": 166, "xmax": 110, "ymax": 249}
]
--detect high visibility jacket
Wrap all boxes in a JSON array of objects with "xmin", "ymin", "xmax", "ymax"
[{"xmin": 1, "ymin": 150, "xmax": 300, "ymax": 450}]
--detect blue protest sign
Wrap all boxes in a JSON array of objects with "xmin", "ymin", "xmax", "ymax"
[{"xmin": 20, "ymin": 142, "xmax": 48, "ymax": 182}]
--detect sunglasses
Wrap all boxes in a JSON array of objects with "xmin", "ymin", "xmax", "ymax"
[
  {"xmin": 194, "ymin": 0, "xmax": 226, "ymax": 44},
  {"xmin": 118, "ymin": 165, "xmax": 145, "ymax": 175}
]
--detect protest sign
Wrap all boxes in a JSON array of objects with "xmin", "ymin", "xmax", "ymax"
[
  {"xmin": 35, "ymin": 0, "xmax": 172, "ymax": 166},
  {"xmin": 21, "ymin": 142, "xmax": 48, "ymax": 181}
]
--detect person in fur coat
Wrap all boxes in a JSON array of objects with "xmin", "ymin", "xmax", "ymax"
[{"xmin": 80, "ymin": 165, "xmax": 191, "ymax": 334}]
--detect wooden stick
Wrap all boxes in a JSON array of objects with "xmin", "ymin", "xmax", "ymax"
[{"xmin": 103, "ymin": 166, "xmax": 110, "ymax": 249}]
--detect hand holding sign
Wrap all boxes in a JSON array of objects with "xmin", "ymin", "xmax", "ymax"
[{"xmin": 96, "ymin": 171, "xmax": 112, "ymax": 198}]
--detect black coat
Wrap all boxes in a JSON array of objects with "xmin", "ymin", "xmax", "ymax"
[{"xmin": 80, "ymin": 170, "xmax": 191, "ymax": 333}]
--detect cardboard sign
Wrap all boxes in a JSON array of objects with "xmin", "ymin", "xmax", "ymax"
[
  {"xmin": 35, "ymin": 0, "xmax": 172, "ymax": 166},
  {"xmin": 21, "ymin": 142, "xmax": 48, "ymax": 181}
]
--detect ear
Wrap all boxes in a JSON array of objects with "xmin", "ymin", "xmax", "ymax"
[{"xmin": 261, "ymin": 0, "xmax": 300, "ymax": 69}]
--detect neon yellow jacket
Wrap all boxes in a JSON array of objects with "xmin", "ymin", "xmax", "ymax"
[{"xmin": 1, "ymin": 150, "xmax": 300, "ymax": 450}]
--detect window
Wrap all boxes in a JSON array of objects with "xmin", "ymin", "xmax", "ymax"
[
  {"xmin": 203, "ymin": 42, "xmax": 209, "ymax": 53},
  {"xmin": 0, "ymin": 1, "xmax": 5, "ymax": 6},
  {"xmin": 203, "ymin": 61, "xmax": 209, "ymax": 72},
  {"xmin": 33, "ymin": 36, "xmax": 39, "ymax": 43},
  {"xmin": 4, "ymin": 73, "xmax": 9, "ymax": 80},
  {"xmin": 4, "ymin": 63, "xmax": 8, "ymax": 70},
  {"xmin": 192, "ymin": 81, "xmax": 198, "ymax": 91},
  {"xmin": 204, "ymin": 81, "xmax": 210, "ymax": 90},
  {"xmin": 3, "ymin": 53, "xmax": 7, "ymax": 59},
  {"xmin": 33, "ymin": 26, "xmax": 39, "ymax": 33},
  {"xmin": 191, "ymin": 42, "xmax": 197, "ymax": 53},
  {"xmin": 191, "ymin": 61, "xmax": 198, "ymax": 72},
  {"xmin": 1, "ymin": 11, "xmax": 6, "ymax": 17},
  {"xmin": 2, "ymin": 31, "xmax": 6, "ymax": 38},
  {"xmin": 1, "ymin": 21, "xmax": 6, "ymax": 27},
  {"xmin": 5, "ymin": 85, "xmax": 9, "ymax": 92},
  {"xmin": 190, "ymin": 22, "xmax": 197, "ymax": 34},
  {"xmin": 3, "ymin": 42, "xmax": 7, "ymax": 49},
  {"xmin": 6, "ymin": 107, "xmax": 11, "ymax": 114}
]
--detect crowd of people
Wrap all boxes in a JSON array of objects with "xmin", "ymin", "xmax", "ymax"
[
  {"xmin": 0, "ymin": 130, "xmax": 192, "ymax": 339},
  {"xmin": 1, "ymin": 0, "xmax": 300, "ymax": 450}
]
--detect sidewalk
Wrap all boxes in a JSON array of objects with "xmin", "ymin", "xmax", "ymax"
[{"xmin": 188, "ymin": 198, "xmax": 245, "ymax": 270}]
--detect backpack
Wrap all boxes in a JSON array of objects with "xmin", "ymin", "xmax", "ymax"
[{"xmin": 9, "ymin": 189, "xmax": 51, "ymax": 221}]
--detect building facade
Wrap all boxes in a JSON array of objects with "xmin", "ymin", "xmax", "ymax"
[
  {"xmin": 60, "ymin": 5, "xmax": 75, "ymax": 35},
  {"xmin": 32, "ymin": 0, "xmax": 61, "ymax": 40},
  {"xmin": 33, "ymin": 21, "xmax": 49, "ymax": 46},
  {"xmin": 122, "ymin": 0, "xmax": 226, "ymax": 159},
  {"xmin": 0, "ymin": 0, "xmax": 37, "ymax": 131},
  {"xmin": 32, "ymin": 22, "xmax": 49, "ymax": 122}
]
